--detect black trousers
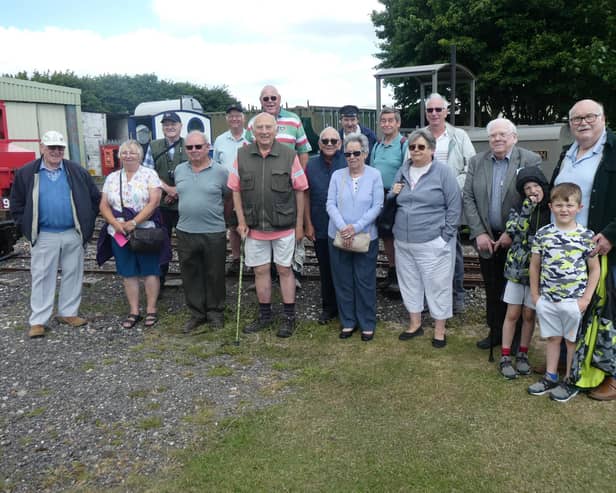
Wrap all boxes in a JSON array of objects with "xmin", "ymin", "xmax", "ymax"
[
  {"xmin": 176, "ymin": 230, "xmax": 226, "ymax": 320},
  {"xmin": 160, "ymin": 208, "xmax": 179, "ymax": 282},
  {"xmin": 478, "ymin": 247, "xmax": 508, "ymax": 338},
  {"xmin": 313, "ymin": 238, "xmax": 338, "ymax": 316}
]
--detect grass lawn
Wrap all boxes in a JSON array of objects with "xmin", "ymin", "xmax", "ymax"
[{"xmin": 128, "ymin": 313, "xmax": 615, "ymax": 492}]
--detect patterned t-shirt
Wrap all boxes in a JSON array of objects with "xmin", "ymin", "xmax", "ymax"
[{"xmin": 531, "ymin": 223, "xmax": 595, "ymax": 301}]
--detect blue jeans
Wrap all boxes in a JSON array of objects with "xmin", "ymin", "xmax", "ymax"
[{"xmin": 328, "ymin": 238, "xmax": 378, "ymax": 331}]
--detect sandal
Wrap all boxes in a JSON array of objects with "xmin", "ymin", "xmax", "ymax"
[
  {"xmin": 144, "ymin": 313, "xmax": 158, "ymax": 328},
  {"xmin": 121, "ymin": 313, "xmax": 142, "ymax": 329}
]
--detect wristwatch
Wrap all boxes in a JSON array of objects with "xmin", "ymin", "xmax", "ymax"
[{"xmin": 130, "ymin": 219, "xmax": 137, "ymax": 227}]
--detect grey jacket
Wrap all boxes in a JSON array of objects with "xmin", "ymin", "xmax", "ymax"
[
  {"xmin": 463, "ymin": 146, "xmax": 542, "ymax": 240},
  {"xmin": 389, "ymin": 159, "xmax": 462, "ymax": 243}
]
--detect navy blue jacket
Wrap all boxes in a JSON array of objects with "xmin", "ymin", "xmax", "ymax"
[
  {"xmin": 305, "ymin": 151, "xmax": 347, "ymax": 239},
  {"xmin": 10, "ymin": 158, "xmax": 101, "ymax": 246}
]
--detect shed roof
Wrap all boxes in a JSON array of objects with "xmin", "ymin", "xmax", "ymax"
[
  {"xmin": 374, "ymin": 63, "xmax": 476, "ymax": 82},
  {"xmin": 0, "ymin": 77, "xmax": 81, "ymax": 106}
]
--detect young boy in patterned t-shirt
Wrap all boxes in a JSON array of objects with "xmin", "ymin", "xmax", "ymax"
[{"xmin": 528, "ymin": 183, "xmax": 600, "ymax": 402}]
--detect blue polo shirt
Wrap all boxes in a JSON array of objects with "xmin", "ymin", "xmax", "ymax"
[
  {"xmin": 175, "ymin": 161, "xmax": 229, "ymax": 234},
  {"xmin": 305, "ymin": 151, "xmax": 346, "ymax": 239},
  {"xmin": 369, "ymin": 133, "xmax": 407, "ymax": 189}
]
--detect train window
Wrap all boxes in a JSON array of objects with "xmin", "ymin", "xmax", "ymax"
[{"xmin": 187, "ymin": 117, "xmax": 205, "ymax": 133}]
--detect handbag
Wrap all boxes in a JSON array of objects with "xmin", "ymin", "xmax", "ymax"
[
  {"xmin": 377, "ymin": 194, "xmax": 398, "ymax": 235},
  {"xmin": 333, "ymin": 230, "xmax": 371, "ymax": 253},
  {"xmin": 119, "ymin": 171, "xmax": 165, "ymax": 254},
  {"xmin": 332, "ymin": 171, "xmax": 371, "ymax": 253}
]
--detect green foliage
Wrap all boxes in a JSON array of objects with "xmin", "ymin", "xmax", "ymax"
[
  {"xmin": 5, "ymin": 70, "xmax": 238, "ymax": 114},
  {"xmin": 372, "ymin": 0, "xmax": 616, "ymax": 124}
]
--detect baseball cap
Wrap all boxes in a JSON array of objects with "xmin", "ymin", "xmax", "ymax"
[
  {"xmin": 340, "ymin": 105, "xmax": 359, "ymax": 117},
  {"xmin": 226, "ymin": 103, "xmax": 244, "ymax": 113},
  {"xmin": 161, "ymin": 111, "xmax": 181, "ymax": 123},
  {"xmin": 41, "ymin": 130, "xmax": 67, "ymax": 147}
]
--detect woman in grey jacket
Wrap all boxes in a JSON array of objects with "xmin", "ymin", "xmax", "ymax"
[{"xmin": 389, "ymin": 129, "xmax": 462, "ymax": 347}]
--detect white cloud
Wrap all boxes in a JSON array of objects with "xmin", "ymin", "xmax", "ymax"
[{"xmin": 0, "ymin": 1, "xmax": 393, "ymax": 111}]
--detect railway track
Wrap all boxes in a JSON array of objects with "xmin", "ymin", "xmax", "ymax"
[{"xmin": 0, "ymin": 238, "xmax": 485, "ymax": 288}]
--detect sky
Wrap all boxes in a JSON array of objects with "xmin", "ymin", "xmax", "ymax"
[{"xmin": 0, "ymin": 0, "xmax": 394, "ymax": 111}]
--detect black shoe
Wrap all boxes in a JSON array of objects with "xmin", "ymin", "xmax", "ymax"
[
  {"xmin": 476, "ymin": 335, "xmax": 502, "ymax": 350},
  {"xmin": 432, "ymin": 336, "xmax": 447, "ymax": 348},
  {"xmin": 318, "ymin": 311, "xmax": 337, "ymax": 325},
  {"xmin": 226, "ymin": 259, "xmax": 240, "ymax": 275},
  {"xmin": 399, "ymin": 326, "xmax": 424, "ymax": 341},
  {"xmin": 207, "ymin": 314, "xmax": 224, "ymax": 329},
  {"xmin": 361, "ymin": 331, "xmax": 374, "ymax": 342},
  {"xmin": 277, "ymin": 317, "xmax": 295, "ymax": 338},
  {"xmin": 243, "ymin": 317, "xmax": 273, "ymax": 334},
  {"xmin": 183, "ymin": 317, "xmax": 207, "ymax": 334},
  {"xmin": 339, "ymin": 328, "xmax": 356, "ymax": 339}
]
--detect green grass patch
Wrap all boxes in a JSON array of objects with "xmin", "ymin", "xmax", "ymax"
[
  {"xmin": 136, "ymin": 416, "xmax": 163, "ymax": 431},
  {"xmin": 207, "ymin": 365, "xmax": 234, "ymax": 377},
  {"xmin": 26, "ymin": 406, "xmax": 46, "ymax": 418},
  {"xmin": 143, "ymin": 322, "xmax": 616, "ymax": 492}
]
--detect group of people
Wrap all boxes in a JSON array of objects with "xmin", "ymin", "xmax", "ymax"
[{"xmin": 9, "ymin": 89, "xmax": 616, "ymax": 401}]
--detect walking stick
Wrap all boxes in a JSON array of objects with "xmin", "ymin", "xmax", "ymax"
[{"xmin": 234, "ymin": 240, "xmax": 244, "ymax": 346}]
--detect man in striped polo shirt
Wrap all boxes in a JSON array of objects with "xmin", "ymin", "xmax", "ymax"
[{"xmin": 245, "ymin": 85, "xmax": 312, "ymax": 288}]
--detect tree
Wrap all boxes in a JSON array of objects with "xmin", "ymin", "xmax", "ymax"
[
  {"xmin": 4, "ymin": 71, "xmax": 238, "ymax": 114},
  {"xmin": 372, "ymin": 0, "xmax": 616, "ymax": 124}
]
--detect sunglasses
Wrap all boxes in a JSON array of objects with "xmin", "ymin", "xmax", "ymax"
[
  {"xmin": 47, "ymin": 145, "xmax": 65, "ymax": 151},
  {"xmin": 426, "ymin": 107, "xmax": 445, "ymax": 113},
  {"xmin": 409, "ymin": 144, "xmax": 427, "ymax": 151},
  {"xmin": 344, "ymin": 150, "xmax": 363, "ymax": 158},
  {"xmin": 262, "ymin": 96, "xmax": 278, "ymax": 102},
  {"xmin": 186, "ymin": 144, "xmax": 206, "ymax": 150},
  {"xmin": 321, "ymin": 138, "xmax": 339, "ymax": 145}
]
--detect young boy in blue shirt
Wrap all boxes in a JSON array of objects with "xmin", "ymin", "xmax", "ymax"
[{"xmin": 528, "ymin": 183, "xmax": 600, "ymax": 402}]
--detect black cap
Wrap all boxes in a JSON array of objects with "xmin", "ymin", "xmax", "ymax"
[
  {"xmin": 340, "ymin": 105, "xmax": 359, "ymax": 117},
  {"xmin": 161, "ymin": 111, "xmax": 181, "ymax": 123},
  {"xmin": 226, "ymin": 103, "xmax": 244, "ymax": 114},
  {"xmin": 516, "ymin": 166, "xmax": 548, "ymax": 196}
]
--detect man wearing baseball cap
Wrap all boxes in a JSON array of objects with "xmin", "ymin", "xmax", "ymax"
[
  {"xmin": 213, "ymin": 103, "xmax": 249, "ymax": 274},
  {"xmin": 143, "ymin": 111, "xmax": 189, "ymax": 289},
  {"xmin": 10, "ymin": 130, "xmax": 100, "ymax": 338},
  {"xmin": 338, "ymin": 104, "xmax": 377, "ymax": 163}
]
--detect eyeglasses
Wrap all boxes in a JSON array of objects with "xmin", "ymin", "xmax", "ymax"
[
  {"xmin": 262, "ymin": 96, "xmax": 278, "ymax": 102},
  {"xmin": 321, "ymin": 138, "xmax": 339, "ymax": 145},
  {"xmin": 409, "ymin": 144, "xmax": 426, "ymax": 151},
  {"xmin": 570, "ymin": 113, "xmax": 602, "ymax": 125},
  {"xmin": 120, "ymin": 151, "xmax": 139, "ymax": 156},
  {"xmin": 186, "ymin": 144, "xmax": 206, "ymax": 150},
  {"xmin": 162, "ymin": 122, "xmax": 180, "ymax": 127},
  {"xmin": 47, "ymin": 146, "xmax": 65, "ymax": 151},
  {"xmin": 426, "ymin": 107, "xmax": 445, "ymax": 113},
  {"xmin": 344, "ymin": 150, "xmax": 363, "ymax": 158}
]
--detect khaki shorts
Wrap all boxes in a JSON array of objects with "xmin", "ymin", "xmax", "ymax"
[{"xmin": 245, "ymin": 233, "xmax": 295, "ymax": 267}]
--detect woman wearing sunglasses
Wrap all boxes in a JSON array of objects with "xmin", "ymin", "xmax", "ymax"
[
  {"xmin": 326, "ymin": 134, "xmax": 384, "ymax": 341},
  {"xmin": 390, "ymin": 129, "xmax": 462, "ymax": 348}
]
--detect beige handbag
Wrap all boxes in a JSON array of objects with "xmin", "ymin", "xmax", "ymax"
[
  {"xmin": 332, "ymin": 171, "xmax": 371, "ymax": 253},
  {"xmin": 333, "ymin": 231, "xmax": 371, "ymax": 253}
]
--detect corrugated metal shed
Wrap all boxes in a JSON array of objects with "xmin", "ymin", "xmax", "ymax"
[
  {"xmin": 0, "ymin": 77, "xmax": 84, "ymax": 165},
  {"xmin": 0, "ymin": 77, "xmax": 80, "ymax": 105}
]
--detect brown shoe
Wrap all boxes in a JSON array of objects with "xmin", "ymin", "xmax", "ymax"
[
  {"xmin": 28, "ymin": 325, "xmax": 45, "ymax": 338},
  {"xmin": 588, "ymin": 376, "xmax": 616, "ymax": 401},
  {"xmin": 56, "ymin": 316, "xmax": 88, "ymax": 327}
]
